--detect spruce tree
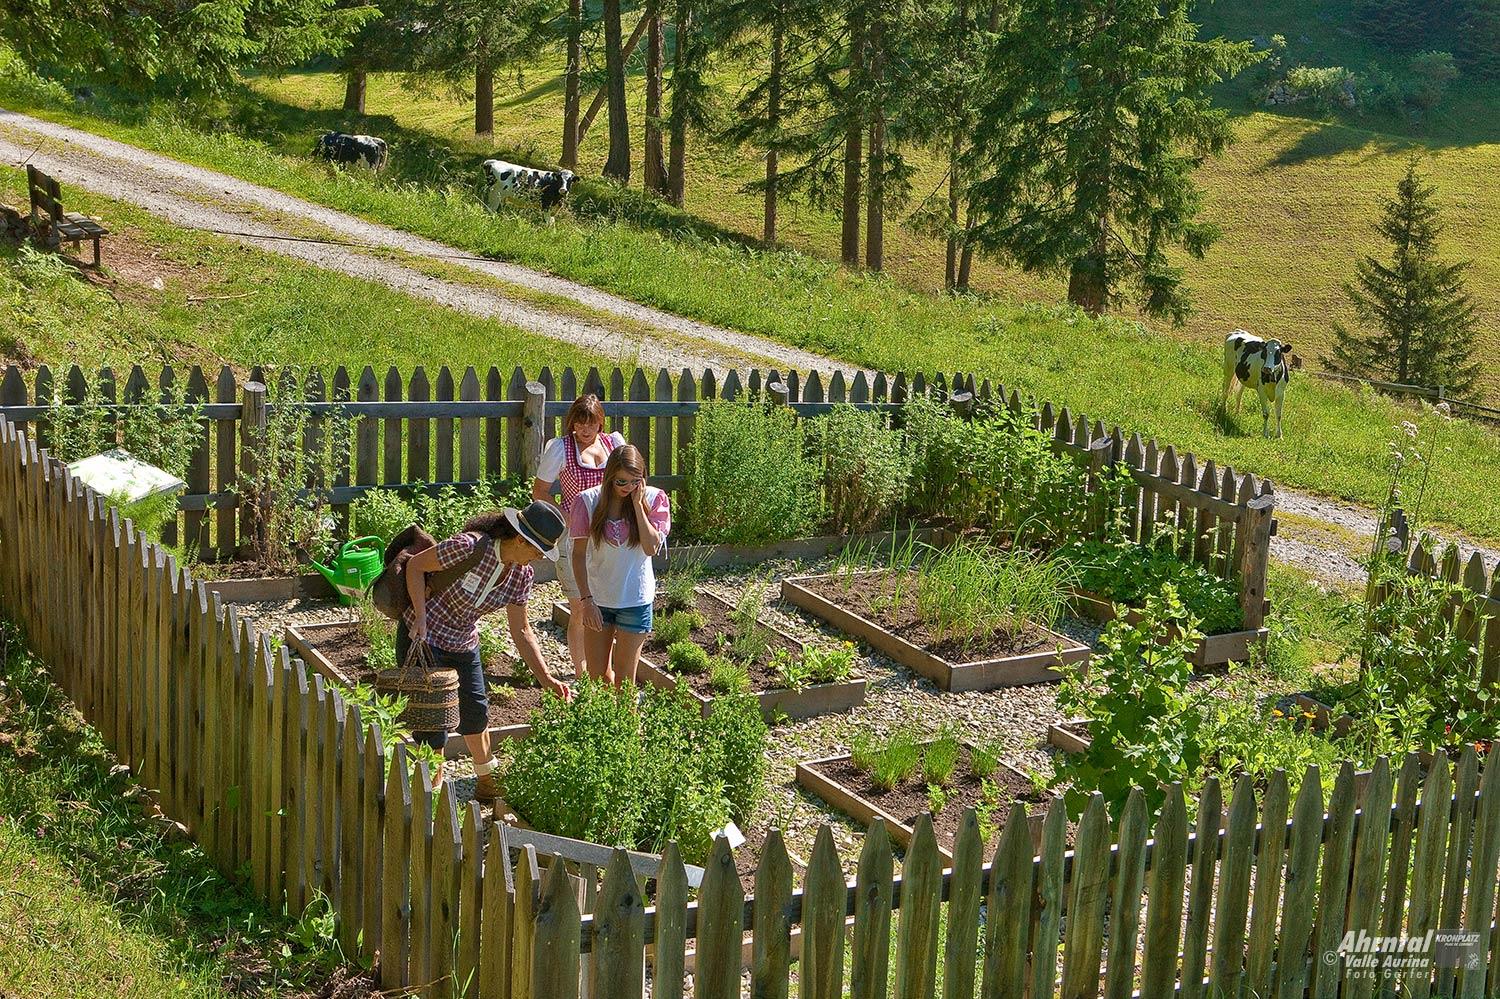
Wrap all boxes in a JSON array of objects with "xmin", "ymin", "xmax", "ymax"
[
  {"xmin": 963, "ymin": 0, "xmax": 1257, "ymax": 320},
  {"xmin": 1326, "ymin": 160, "xmax": 1480, "ymax": 397}
]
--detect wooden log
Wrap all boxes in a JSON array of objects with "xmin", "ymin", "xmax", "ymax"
[
  {"xmin": 1140, "ymin": 784, "xmax": 1188, "ymax": 997},
  {"xmin": 1346, "ymin": 759, "xmax": 1394, "ymax": 999},
  {"xmin": 1459, "ymin": 751, "xmax": 1500, "ymax": 999},
  {"xmin": 431, "ymin": 784, "xmax": 463, "ymax": 992},
  {"xmin": 486, "ymin": 367, "xmax": 504, "ymax": 479},
  {"xmin": 408, "ymin": 761, "xmax": 435, "ymax": 990},
  {"xmin": 382, "ymin": 746, "xmax": 413, "ymax": 988},
  {"xmin": 460, "ymin": 367, "xmax": 482, "ymax": 483},
  {"xmin": 512, "ymin": 845, "xmax": 539, "ymax": 999}
]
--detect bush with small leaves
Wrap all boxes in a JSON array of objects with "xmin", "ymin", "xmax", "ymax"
[{"xmin": 666, "ymin": 640, "xmax": 710, "ymax": 676}]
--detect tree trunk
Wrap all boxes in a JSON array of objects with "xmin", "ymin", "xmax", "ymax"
[
  {"xmin": 561, "ymin": 0, "xmax": 583, "ymax": 168},
  {"xmin": 603, "ymin": 0, "xmax": 631, "ymax": 181},
  {"xmin": 666, "ymin": 0, "xmax": 694, "ymax": 206},
  {"xmin": 578, "ymin": 15, "xmax": 649, "ymax": 146},
  {"xmin": 957, "ymin": 218, "xmax": 977, "ymax": 291},
  {"xmin": 643, "ymin": 1, "xmax": 668, "ymax": 194},
  {"xmin": 475, "ymin": 56, "xmax": 494, "ymax": 135},
  {"xmin": 763, "ymin": 20, "xmax": 784, "ymax": 244},
  {"xmin": 946, "ymin": 0, "xmax": 968, "ymax": 289},
  {"xmin": 1067, "ymin": 230, "xmax": 1110, "ymax": 315},
  {"xmin": 841, "ymin": 9, "xmax": 866, "ymax": 268},
  {"xmin": 343, "ymin": 68, "xmax": 367, "ymax": 114},
  {"xmin": 864, "ymin": 15, "xmax": 884, "ymax": 272}
]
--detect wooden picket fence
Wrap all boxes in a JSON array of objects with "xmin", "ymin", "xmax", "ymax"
[
  {"xmin": 2, "ymin": 414, "xmax": 1500, "ymax": 996},
  {"xmin": 0, "ymin": 362, "xmax": 1276, "ymax": 627}
]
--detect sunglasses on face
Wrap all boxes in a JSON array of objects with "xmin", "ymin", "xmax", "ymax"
[{"xmin": 613, "ymin": 477, "xmax": 643, "ymax": 488}]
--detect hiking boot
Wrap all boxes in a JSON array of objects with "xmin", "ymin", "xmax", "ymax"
[{"xmin": 474, "ymin": 770, "xmax": 501, "ymax": 802}]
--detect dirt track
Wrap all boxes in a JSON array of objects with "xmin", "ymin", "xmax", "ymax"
[{"xmin": 2, "ymin": 106, "xmax": 1496, "ymax": 587}]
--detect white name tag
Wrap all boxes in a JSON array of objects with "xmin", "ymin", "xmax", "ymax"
[{"xmin": 461, "ymin": 569, "xmax": 485, "ymax": 593}]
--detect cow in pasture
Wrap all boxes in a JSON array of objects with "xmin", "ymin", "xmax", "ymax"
[
  {"xmin": 314, "ymin": 132, "xmax": 389, "ymax": 170},
  {"xmin": 481, "ymin": 159, "xmax": 576, "ymax": 212},
  {"xmin": 1222, "ymin": 329, "xmax": 1292, "ymax": 438}
]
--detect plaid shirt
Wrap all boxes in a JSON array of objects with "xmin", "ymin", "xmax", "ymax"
[{"xmin": 403, "ymin": 531, "xmax": 534, "ymax": 652}]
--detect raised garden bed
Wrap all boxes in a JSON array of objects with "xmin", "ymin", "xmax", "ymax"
[
  {"xmin": 284, "ymin": 620, "xmax": 540, "ymax": 757},
  {"xmin": 1046, "ymin": 718, "xmax": 1093, "ymax": 754},
  {"xmin": 204, "ymin": 568, "xmax": 334, "ymax": 603},
  {"xmin": 550, "ymin": 592, "xmax": 866, "ymax": 722},
  {"xmin": 1067, "ymin": 588, "xmax": 1268, "ymax": 668},
  {"xmin": 781, "ymin": 570, "xmax": 1089, "ymax": 692},
  {"xmin": 795, "ymin": 743, "xmax": 1056, "ymax": 861}
]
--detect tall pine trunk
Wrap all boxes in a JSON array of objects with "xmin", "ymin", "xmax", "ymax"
[
  {"xmin": 841, "ymin": 9, "xmax": 866, "ymax": 268},
  {"xmin": 603, "ymin": 0, "xmax": 631, "ymax": 181},
  {"xmin": 643, "ymin": 1, "xmax": 668, "ymax": 193},
  {"xmin": 763, "ymin": 20, "xmax": 784, "ymax": 244},
  {"xmin": 945, "ymin": 0, "xmax": 968, "ymax": 289},
  {"xmin": 1067, "ymin": 225, "xmax": 1110, "ymax": 315},
  {"xmin": 957, "ymin": 214, "xmax": 977, "ymax": 290},
  {"xmin": 475, "ymin": 48, "xmax": 494, "ymax": 135},
  {"xmin": 343, "ymin": 68, "xmax": 367, "ymax": 114},
  {"xmin": 667, "ymin": 0, "xmax": 694, "ymax": 206},
  {"xmin": 561, "ymin": 0, "xmax": 583, "ymax": 168},
  {"xmin": 864, "ymin": 15, "xmax": 884, "ymax": 272}
]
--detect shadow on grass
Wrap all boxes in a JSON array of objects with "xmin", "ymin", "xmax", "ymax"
[{"xmin": 0, "ymin": 619, "xmax": 374, "ymax": 996}]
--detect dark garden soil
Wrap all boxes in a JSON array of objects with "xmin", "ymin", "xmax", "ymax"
[
  {"xmin": 201, "ymin": 558, "xmax": 289, "ymax": 579},
  {"xmin": 1060, "ymin": 720, "xmax": 1091, "ymax": 740},
  {"xmin": 800, "ymin": 571, "xmax": 1059, "ymax": 662},
  {"xmin": 648, "ymin": 591, "xmax": 808, "ymax": 695},
  {"xmin": 305, "ymin": 622, "xmax": 544, "ymax": 729},
  {"xmin": 810, "ymin": 749, "xmax": 1054, "ymax": 854}
]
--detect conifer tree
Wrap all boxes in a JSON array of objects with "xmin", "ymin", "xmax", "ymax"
[{"xmin": 1327, "ymin": 160, "xmax": 1480, "ymax": 397}]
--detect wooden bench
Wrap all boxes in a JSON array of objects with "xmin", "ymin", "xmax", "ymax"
[{"xmin": 27, "ymin": 164, "xmax": 109, "ymax": 266}]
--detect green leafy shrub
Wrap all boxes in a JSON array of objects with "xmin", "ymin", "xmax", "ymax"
[
  {"xmin": 351, "ymin": 488, "xmax": 417, "ymax": 545},
  {"xmin": 1054, "ymin": 585, "xmax": 1206, "ymax": 819},
  {"xmin": 503, "ymin": 680, "xmax": 767, "ymax": 864},
  {"xmin": 655, "ymin": 610, "xmax": 705, "ymax": 647},
  {"xmin": 679, "ymin": 400, "xmax": 823, "ymax": 543},
  {"xmin": 708, "ymin": 657, "xmax": 751, "ymax": 695},
  {"xmin": 802, "ymin": 642, "xmax": 857, "ymax": 683},
  {"xmin": 659, "ymin": 558, "xmax": 705, "ymax": 613},
  {"xmin": 1060, "ymin": 534, "xmax": 1243, "ymax": 634},
  {"xmin": 351, "ymin": 475, "xmax": 533, "ymax": 544},
  {"xmin": 666, "ymin": 640, "xmax": 710, "ymax": 676},
  {"xmin": 810, "ymin": 405, "xmax": 913, "ymax": 533}
]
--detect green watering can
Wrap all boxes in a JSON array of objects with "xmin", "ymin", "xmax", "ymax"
[{"xmin": 310, "ymin": 536, "xmax": 385, "ymax": 606}]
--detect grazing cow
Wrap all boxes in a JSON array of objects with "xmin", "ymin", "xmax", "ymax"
[
  {"xmin": 314, "ymin": 132, "xmax": 388, "ymax": 170},
  {"xmin": 481, "ymin": 159, "xmax": 576, "ymax": 212},
  {"xmin": 1222, "ymin": 329, "xmax": 1292, "ymax": 438}
]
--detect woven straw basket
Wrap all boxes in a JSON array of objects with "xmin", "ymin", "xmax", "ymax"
[{"xmin": 377, "ymin": 641, "xmax": 460, "ymax": 734}]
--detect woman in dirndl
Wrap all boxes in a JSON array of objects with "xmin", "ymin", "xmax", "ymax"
[{"xmin": 532, "ymin": 394, "xmax": 625, "ymax": 673}]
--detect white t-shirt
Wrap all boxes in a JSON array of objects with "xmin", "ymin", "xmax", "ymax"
[
  {"xmin": 535, "ymin": 431, "xmax": 626, "ymax": 484},
  {"xmin": 568, "ymin": 485, "xmax": 671, "ymax": 608}
]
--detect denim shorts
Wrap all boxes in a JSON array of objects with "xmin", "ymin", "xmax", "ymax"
[{"xmin": 598, "ymin": 602, "xmax": 653, "ymax": 634}]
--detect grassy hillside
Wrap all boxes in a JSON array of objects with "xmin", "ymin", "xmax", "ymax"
[
  {"xmin": 4, "ymin": 73, "xmax": 1500, "ymax": 544},
  {"xmin": 243, "ymin": 50, "xmax": 1499, "ymax": 403},
  {"xmin": 0, "ymin": 166, "xmax": 616, "ymax": 374}
]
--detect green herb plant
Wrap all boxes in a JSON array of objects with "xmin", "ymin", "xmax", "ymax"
[{"xmin": 680, "ymin": 400, "xmax": 823, "ymax": 543}]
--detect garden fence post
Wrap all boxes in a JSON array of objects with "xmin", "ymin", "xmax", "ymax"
[
  {"xmin": 522, "ymin": 381, "xmax": 546, "ymax": 478},
  {"xmin": 1237, "ymin": 494, "xmax": 1274, "ymax": 630},
  {"xmin": 1085, "ymin": 436, "xmax": 1116, "ymax": 539},
  {"xmin": 768, "ymin": 381, "xmax": 789, "ymax": 409},
  {"xmin": 948, "ymin": 390, "xmax": 974, "ymax": 421},
  {"xmin": 239, "ymin": 381, "xmax": 267, "ymax": 559}
]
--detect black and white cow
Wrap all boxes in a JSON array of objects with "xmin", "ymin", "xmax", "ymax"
[
  {"xmin": 314, "ymin": 132, "xmax": 389, "ymax": 170},
  {"xmin": 481, "ymin": 159, "xmax": 576, "ymax": 212},
  {"xmin": 1222, "ymin": 329, "xmax": 1292, "ymax": 438}
]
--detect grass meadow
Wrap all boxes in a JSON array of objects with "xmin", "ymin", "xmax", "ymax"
[{"xmin": 3, "ymin": 56, "xmax": 1500, "ymax": 544}]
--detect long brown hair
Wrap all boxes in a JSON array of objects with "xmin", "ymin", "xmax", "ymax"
[
  {"xmin": 589, "ymin": 445, "xmax": 646, "ymax": 547},
  {"xmin": 564, "ymin": 394, "xmax": 606, "ymax": 435}
]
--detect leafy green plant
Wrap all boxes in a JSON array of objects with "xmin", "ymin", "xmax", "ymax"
[
  {"xmin": 503, "ymin": 680, "xmax": 766, "ymax": 864},
  {"xmin": 922, "ymin": 728, "xmax": 962, "ymax": 787},
  {"xmin": 1059, "ymin": 533, "xmax": 1243, "ymax": 634},
  {"xmin": 680, "ymin": 400, "xmax": 823, "ymax": 543},
  {"xmin": 926, "ymin": 784, "xmax": 950, "ymax": 815},
  {"xmin": 728, "ymin": 576, "xmax": 773, "ymax": 663},
  {"xmin": 969, "ymin": 742, "xmax": 1000, "ymax": 779},
  {"xmin": 666, "ymin": 640, "xmax": 710, "ymax": 676},
  {"xmin": 350, "ymin": 488, "xmax": 417, "ymax": 544},
  {"xmin": 655, "ymin": 609, "xmax": 705, "ymax": 647},
  {"xmin": 802, "ymin": 642, "xmax": 857, "ymax": 684},
  {"xmin": 914, "ymin": 540, "xmax": 1074, "ymax": 648},
  {"xmin": 357, "ymin": 598, "xmax": 396, "ymax": 673},
  {"xmin": 854, "ymin": 728, "xmax": 922, "ymax": 792},
  {"xmin": 708, "ymin": 657, "xmax": 751, "ymax": 695},
  {"xmin": 1054, "ymin": 585, "xmax": 1207, "ymax": 819},
  {"xmin": 659, "ymin": 556, "xmax": 706, "ymax": 613},
  {"xmin": 810, "ymin": 405, "xmax": 914, "ymax": 533}
]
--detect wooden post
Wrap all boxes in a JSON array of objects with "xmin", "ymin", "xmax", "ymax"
[
  {"xmin": 948, "ymin": 390, "xmax": 974, "ymax": 420},
  {"xmin": 1237, "ymin": 494, "xmax": 1275, "ymax": 629},
  {"xmin": 239, "ymin": 382, "xmax": 267, "ymax": 559},
  {"xmin": 522, "ymin": 381, "xmax": 546, "ymax": 479},
  {"xmin": 1086, "ymin": 435, "xmax": 1116, "ymax": 539},
  {"xmin": 767, "ymin": 381, "xmax": 789, "ymax": 408}
]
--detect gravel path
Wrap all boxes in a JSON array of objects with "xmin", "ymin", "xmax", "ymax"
[
  {"xmin": 0, "ymin": 108, "xmax": 856, "ymax": 375},
  {"xmin": 4, "ymin": 106, "xmax": 1496, "ymax": 589}
]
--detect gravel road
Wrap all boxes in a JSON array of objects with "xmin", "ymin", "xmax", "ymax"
[
  {"xmin": 0, "ymin": 108, "xmax": 854, "ymax": 375},
  {"xmin": 3, "ymin": 106, "xmax": 1496, "ymax": 588}
]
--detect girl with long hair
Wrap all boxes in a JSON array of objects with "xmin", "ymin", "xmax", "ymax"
[{"xmin": 566, "ymin": 445, "xmax": 670, "ymax": 685}]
